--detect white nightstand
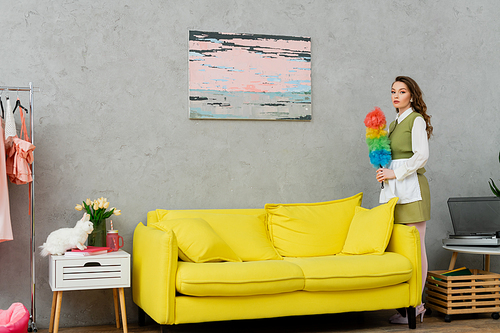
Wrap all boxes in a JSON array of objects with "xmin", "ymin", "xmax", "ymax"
[{"xmin": 48, "ymin": 250, "xmax": 131, "ymax": 333}]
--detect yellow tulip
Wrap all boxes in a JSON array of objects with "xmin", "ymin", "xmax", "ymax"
[
  {"xmin": 104, "ymin": 201, "xmax": 110, "ymax": 209},
  {"xmin": 113, "ymin": 209, "xmax": 122, "ymax": 216},
  {"xmin": 86, "ymin": 198, "xmax": 91, "ymax": 206},
  {"xmin": 93, "ymin": 202, "xmax": 99, "ymax": 210},
  {"xmin": 75, "ymin": 204, "xmax": 83, "ymax": 211},
  {"xmin": 98, "ymin": 200, "xmax": 104, "ymax": 209}
]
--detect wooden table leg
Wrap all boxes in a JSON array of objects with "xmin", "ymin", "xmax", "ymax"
[
  {"xmin": 449, "ymin": 251, "xmax": 458, "ymax": 270},
  {"xmin": 53, "ymin": 291, "xmax": 63, "ymax": 333},
  {"xmin": 118, "ymin": 288, "xmax": 128, "ymax": 333},
  {"xmin": 485, "ymin": 254, "xmax": 491, "ymax": 272},
  {"xmin": 113, "ymin": 288, "xmax": 120, "ymax": 328},
  {"xmin": 49, "ymin": 291, "xmax": 57, "ymax": 333}
]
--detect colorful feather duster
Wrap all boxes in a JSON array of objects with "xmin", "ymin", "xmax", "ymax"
[{"xmin": 364, "ymin": 107, "xmax": 391, "ymax": 188}]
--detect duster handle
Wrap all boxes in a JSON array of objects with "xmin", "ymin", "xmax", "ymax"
[{"xmin": 380, "ymin": 165, "xmax": 385, "ymax": 189}]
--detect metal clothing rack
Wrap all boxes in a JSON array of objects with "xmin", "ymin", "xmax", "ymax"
[{"xmin": 0, "ymin": 83, "xmax": 39, "ymax": 332}]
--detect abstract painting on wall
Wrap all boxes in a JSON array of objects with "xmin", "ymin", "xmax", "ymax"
[{"xmin": 189, "ymin": 30, "xmax": 311, "ymax": 120}]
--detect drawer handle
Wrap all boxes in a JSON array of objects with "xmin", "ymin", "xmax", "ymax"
[{"xmin": 84, "ymin": 262, "xmax": 101, "ymax": 267}]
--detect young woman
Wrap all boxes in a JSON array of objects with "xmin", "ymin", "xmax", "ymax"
[{"xmin": 376, "ymin": 76, "xmax": 433, "ymax": 324}]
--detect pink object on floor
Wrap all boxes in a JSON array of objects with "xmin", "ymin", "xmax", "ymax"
[{"xmin": 0, "ymin": 303, "xmax": 29, "ymax": 333}]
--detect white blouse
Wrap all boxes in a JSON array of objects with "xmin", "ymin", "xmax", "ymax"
[{"xmin": 380, "ymin": 108, "xmax": 429, "ymax": 204}]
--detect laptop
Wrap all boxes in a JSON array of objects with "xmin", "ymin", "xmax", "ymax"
[{"xmin": 442, "ymin": 197, "xmax": 500, "ymax": 246}]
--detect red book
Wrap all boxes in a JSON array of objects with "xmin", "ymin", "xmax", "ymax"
[{"xmin": 65, "ymin": 246, "xmax": 111, "ymax": 256}]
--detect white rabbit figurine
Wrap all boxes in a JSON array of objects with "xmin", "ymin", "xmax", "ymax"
[{"xmin": 40, "ymin": 213, "xmax": 94, "ymax": 256}]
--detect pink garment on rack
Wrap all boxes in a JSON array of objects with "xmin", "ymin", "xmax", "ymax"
[
  {"xmin": 0, "ymin": 123, "xmax": 13, "ymax": 243},
  {"xmin": 5, "ymin": 108, "xmax": 34, "ymax": 185},
  {"xmin": 5, "ymin": 138, "xmax": 34, "ymax": 185}
]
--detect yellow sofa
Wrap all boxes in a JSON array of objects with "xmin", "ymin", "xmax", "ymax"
[{"xmin": 132, "ymin": 193, "xmax": 421, "ymax": 331}]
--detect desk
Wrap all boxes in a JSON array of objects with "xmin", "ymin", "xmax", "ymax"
[
  {"xmin": 48, "ymin": 250, "xmax": 130, "ymax": 333},
  {"xmin": 443, "ymin": 245, "xmax": 500, "ymax": 271}
]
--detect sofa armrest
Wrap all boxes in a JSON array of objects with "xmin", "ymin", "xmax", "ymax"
[
  {"xmin": 386, "ymin": 224, "xmax": 422, "ymax": 306},
  {"xmin": 132, "ymin": 222, "xmax": 178, "ymax": 325}
]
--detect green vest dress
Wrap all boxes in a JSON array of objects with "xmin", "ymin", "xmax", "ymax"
[{"xmin": 388, "ymin": 112, "xmax": 431, "ymax": 223}]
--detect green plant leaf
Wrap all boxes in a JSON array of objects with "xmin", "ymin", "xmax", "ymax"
[
  {"xmin": 82, "ymin": 201, "xmax": 91, "ymax": 215},
  {"xmin": 102, "ymin": 208, "xmax": 115, "ymax": 219},
  {"xmin": 490, "ymin": 178, "xmax": 500, "ymax": 197},
  {"xmin": 96, "ymin": 208, "xmax": 104, "ymax": 221}
]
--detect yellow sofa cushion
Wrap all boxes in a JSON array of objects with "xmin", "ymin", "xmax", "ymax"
[
  {"xmin": 265, "ymin": 193, "xmax": 363, "ymax": 257},
  {"xmin": 284, "ymin": 252, "xmax": 412, "ymax": 292},
  {"xmin": 151, "ymin": 218, "xmax": 241, "ymax": 263},
  {"xmin": 153, "ymin": 210, "xmax": 281, "ymax": 261},
  {"xmin": 176, "ymin": 260, "xmax": 304, "ymax": 296},
  {"xmin": 341, "ymin": 197, "xmax": 399, "ymax": 255}
]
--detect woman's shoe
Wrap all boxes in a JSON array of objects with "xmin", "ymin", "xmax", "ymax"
[
  {"xmin": 389, "ymin": 312, "xmax": 408, "ymax": 324},
  {"xmin": 389, "ymin": 304, "xmax": 426, "ymax": 324},
  {"xmin": 417, "ymin": 303, "xmax": 426, "ymax": 323}
]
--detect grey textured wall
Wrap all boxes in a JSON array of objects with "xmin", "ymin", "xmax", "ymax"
[{"xmin": 0, "ymin": 0, "xmax": 499, "ymax": 329}]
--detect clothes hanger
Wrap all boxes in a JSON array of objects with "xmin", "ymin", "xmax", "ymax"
[{"xmin": 13, "ymin": 96, "xmax": 28, "ymax": 114}]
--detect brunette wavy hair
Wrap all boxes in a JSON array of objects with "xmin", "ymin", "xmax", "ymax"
[{"xmin": 393, "ymin": 76, "xmax": 433, "ymax": 139}]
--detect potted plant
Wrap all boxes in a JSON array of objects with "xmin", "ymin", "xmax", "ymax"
[
  {"xmin": 75, "ymin": 198, "xmax": 121, "ymax": 246},
  {"xmin": 489, "ymin": 151, "xmax": 500, "ymax": 197}
]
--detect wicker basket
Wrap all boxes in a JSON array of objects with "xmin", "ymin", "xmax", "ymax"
[{"xmin": 426, "ymin": 269, "xmax": 500, "ymax": 321}]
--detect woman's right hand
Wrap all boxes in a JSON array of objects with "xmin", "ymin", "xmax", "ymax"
[{"xmin": 376, "ymin": 168, "xmax": 395, "ymax": 183}]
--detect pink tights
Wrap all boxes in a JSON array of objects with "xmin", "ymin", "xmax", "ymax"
[{"xmin": 406, "ymin": 221, "xmax": 427, "ymax": 295}]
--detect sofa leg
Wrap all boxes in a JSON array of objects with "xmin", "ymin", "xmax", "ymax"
[
  {"xmin": 161, "ymin": 325, "xmax": 171, "ymax": 333},
  {"xmin": 407, "ymin": 306, "xmax": 416, "ymax": 329},
  {"xmin": 138, "ymin": 307, "xmax": 146, "ymax": 326}
]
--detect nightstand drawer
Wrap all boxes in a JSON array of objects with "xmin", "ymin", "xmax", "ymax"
[{"xmin": 49, "ymin": 251, "xmax": 130, "ymax": 291}]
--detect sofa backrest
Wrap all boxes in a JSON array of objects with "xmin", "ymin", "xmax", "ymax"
[{"xmin": 146, "ymin": 192, "xmax": 398, "ymax": 262}]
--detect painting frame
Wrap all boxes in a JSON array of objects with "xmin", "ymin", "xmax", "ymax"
[{"xmin": 189, "ymin": 30, "xmax": 312, "ymax": 121}]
